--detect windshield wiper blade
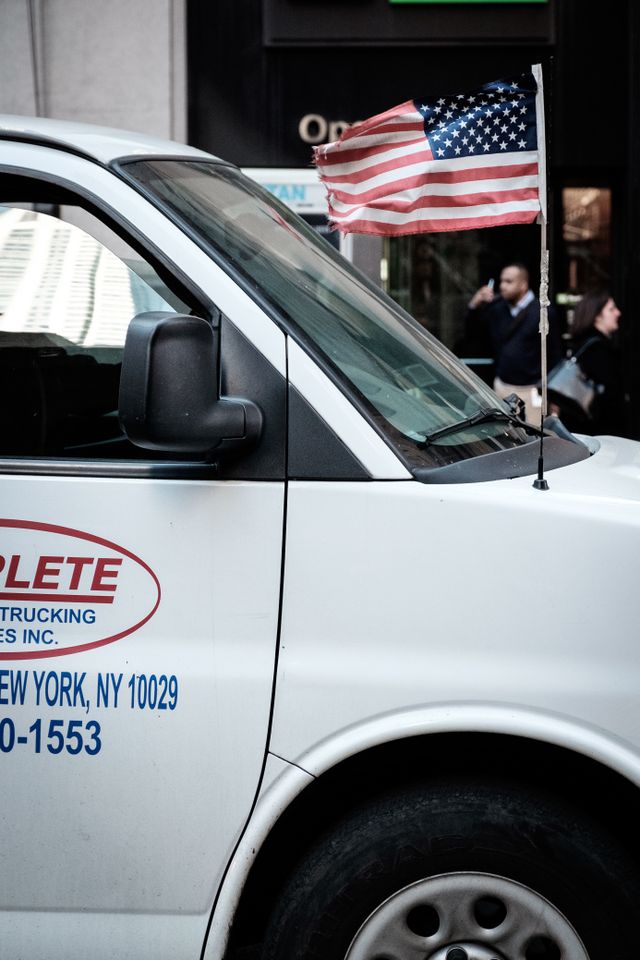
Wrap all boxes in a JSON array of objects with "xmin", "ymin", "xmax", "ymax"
[{"xmin": 417, "ymin": 406, "xmax": 542, "ymax": 448}]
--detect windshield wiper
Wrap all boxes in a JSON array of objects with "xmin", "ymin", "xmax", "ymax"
[{"xmin": 417, "ymin": 406, "xmax": 542, "ymax": 448}]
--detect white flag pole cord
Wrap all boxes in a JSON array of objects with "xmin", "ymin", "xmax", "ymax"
[
  {"xmin": 533, "ymin": 62, "xmax": 550, "ymax": 490},
  {"xmin": 539, "ymin": 218, "xmax": 550, "ymax": 421}
]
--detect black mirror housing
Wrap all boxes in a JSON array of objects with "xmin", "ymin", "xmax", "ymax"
[{"xmin": 119, "ymin": 312, "xmax": 262, "ymax": 454}]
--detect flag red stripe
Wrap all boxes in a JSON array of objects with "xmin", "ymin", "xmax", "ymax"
[
  {"xmin": 329, "ymin": 209, "xmax": 540, "ymax": 236},
  {"xmin": 337, "ymin": 100, "xmax": 418, "ymax": 142},
  {"xmin": 334, "ymin": 121, "xmax": 424, "ymax": 144},
  {"xmin": 320, "ymin": 159, "xmax": 538, "ymax": 188},
  {"xmin": 318, "ymin": 147, "xmax": 436, "ymax": 185},
  {"xmin": 316, "ymin": 131, "xmax": 426, "ymax": 166},
  {"xmin": 328, "ymin": 172, "xmax": 537, "ymax": 205},
  {"xmin": 329, "ymin": 187, "xmax": 540, "ymax": 215}
]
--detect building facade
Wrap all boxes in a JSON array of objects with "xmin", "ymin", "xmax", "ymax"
[
  {"xmin": 188, "ymin": 0, "xmax": 639, "ymax": 436},
  {"xmin": 0, "ymin": 0, "xmax": 186, "ymax": 142},
  {"xmin": 1, "ymin": 0, "xmax": 638, "ymax": 436}
]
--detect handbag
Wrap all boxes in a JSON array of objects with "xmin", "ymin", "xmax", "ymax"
[{"xmin": 545, "ymin": 336, "xmax": 604, "ymax": 418}]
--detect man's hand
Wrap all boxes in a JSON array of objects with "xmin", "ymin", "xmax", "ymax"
[{"xmin": 469, "ymin": 284, "xmax": 495, "ymax": 309}]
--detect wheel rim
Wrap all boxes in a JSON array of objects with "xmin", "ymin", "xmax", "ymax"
[{"xmin": 345, "ymin": 871, "xmax": 589, "ymax": 960}]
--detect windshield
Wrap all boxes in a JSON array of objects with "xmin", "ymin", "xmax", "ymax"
[{"xmin": 121, "ymin": 159, "xmax": 535, "ymax": 468}]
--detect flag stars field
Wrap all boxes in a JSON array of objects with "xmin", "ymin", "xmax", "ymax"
[{"xmin": 415, "ymin": 83, "xmax": 536, "ymax": 163}]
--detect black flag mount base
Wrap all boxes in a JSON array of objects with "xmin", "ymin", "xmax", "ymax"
[
  {"xmin": 532, "ymin": 416, "xmax": 549, "ymax": 490},
  {"xmin": 533, "ymin": 468, "xmax": 549, "ymax": 491}
]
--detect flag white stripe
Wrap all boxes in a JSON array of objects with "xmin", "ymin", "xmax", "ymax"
[
  {"xmin": 317, "ymin": 113, "xmax": 423, "ymax": 155},
  {"xmin": 324, "ymin": 157, "xmax": 537, "ymax": 197},
  {"xmin": 338, "ymin": 108, "xmax": 424, "ymax": 140},
  {"xmin": 422, "ymin": 149, "xmax": 538, "ymax": 169},
  {"xmin": 348, "ymin": 111, "xmax": 424, "ymax": 135},
  {"xmin": 317, "ymin": 140, "xmax": 429, "ymax": 176},
  {"xmin": 325, "ymin": 163, "xmax": 538, "ymax": 200},
  {"xmin": 318, "ymin": 148, "xmax": 538, "ymax": 180},
  {"xmin": 323, "ymin": 129, "xmax": 425, "ymax": 153},
  {"xmin": 329, "ymin": 175, "xmax": 539, "ymax": 210},
  {"xmin": 332, "ymin": 198, "xmax": 541, "ymax": 225}
]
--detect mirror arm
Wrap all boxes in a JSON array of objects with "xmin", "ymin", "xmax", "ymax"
[{"xmin": 201, "ymin": 396, "xmax": 263, "ymax": 455}]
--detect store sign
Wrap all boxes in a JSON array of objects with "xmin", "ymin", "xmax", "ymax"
[
  {"xmin": 298, "ymin": 114, "xmax": 352, "ymax": 145},
  {"xmin": 243, "ymin": 168, "xmax": 329, "ymax": 215}
]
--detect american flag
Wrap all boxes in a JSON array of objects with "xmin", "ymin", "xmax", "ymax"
[{"xmin": 313, "ymin": 72, "xmax": 541, "ymax": 237}]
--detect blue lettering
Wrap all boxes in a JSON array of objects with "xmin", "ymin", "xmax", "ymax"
[
  {"xmin": 45, "ymin": 672, "xmax": 59, "ymax": 705},
  {"xmin": 72, "ymin": 672, "xmax": 87, "ymax": 707},
  {"xmin": 23, "ymin": 628, "xmax": 54, "ymax": 644},
  {"xmin": 59, "ymin": 672, "xmax": 72, "ymax": 706},
  {"xmin": 11, "ymin": 670, "xmax": 27, "ymax": 705},
  {"xmin": 274, "ymin": 184, "xmax": 306, "ymax": 202},
  {"xmin": 0, "ymin": 669, "xmax": 28, "ymax": 704},
  {"xmin": 31, "ymin": 670, "xmax": 87, "ymax": 707},
  {"xmin": 33, "ymin": 670, "xmax": 45, "ymax": 705},
  {"xmin": 97, "ymin": 672, "xmax": 122, "ymax": 708}
]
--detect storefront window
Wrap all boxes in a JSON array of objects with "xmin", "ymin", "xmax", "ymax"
[
  {"xmin": 555, "ymin": 187, "xmax": 612, "ymax": 336},
  {"xmin": 386, "ymin": 224, "xmax": 539, "ymax": 381},
  {"xmin": 561, "ymin": 187, "xmax": 612, "ymax": 294},
  {"xmin": 388, "ymin": 232, "xmax": 484, "ymax": 350}
]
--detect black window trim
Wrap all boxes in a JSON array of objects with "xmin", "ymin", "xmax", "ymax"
[{"xmin": 0, "ymin": 458, "xmax": 219, "ymax": 480}]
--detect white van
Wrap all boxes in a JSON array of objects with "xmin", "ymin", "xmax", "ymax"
[{"xmin": 0, "ymin": 116, "xmax": 637, "ymax": 960}]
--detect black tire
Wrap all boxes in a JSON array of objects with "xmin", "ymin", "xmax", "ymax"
[{"xmin": 262, "ymin": 778, "xmax": 639, "ymax": 959}]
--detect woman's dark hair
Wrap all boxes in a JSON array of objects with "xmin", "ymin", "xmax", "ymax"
[{"xmin": 571, "ymin": 291, "xmax": 612, "ymax": 337}]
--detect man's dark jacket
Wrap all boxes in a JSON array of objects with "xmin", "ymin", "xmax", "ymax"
[{"xmin": 465, "ymin": 296, "xmax": 561, "ymax": 386}]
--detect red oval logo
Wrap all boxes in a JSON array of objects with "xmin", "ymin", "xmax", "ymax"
[{"xmin": 0, "ymin": 520, "xmax": 160, "ymax": 660}]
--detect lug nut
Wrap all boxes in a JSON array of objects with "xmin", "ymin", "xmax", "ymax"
[{"xmin": 446, "ymin": 950, "xmax": 468, "ymax": 960}]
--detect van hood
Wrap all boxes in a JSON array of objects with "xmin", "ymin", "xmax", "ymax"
[{"xmin": 545, "ymin": 435, "xmax": 640, "ymax": 503}]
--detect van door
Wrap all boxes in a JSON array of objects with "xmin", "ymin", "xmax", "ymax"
[{"xmin": 0, "ymin": 195, "xmax": 285, "ymax": 959}]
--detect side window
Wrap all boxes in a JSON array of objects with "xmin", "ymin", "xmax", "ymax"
[{"xmin": 0, "ymin": 202, "xmax": 191, "ymax": 459}]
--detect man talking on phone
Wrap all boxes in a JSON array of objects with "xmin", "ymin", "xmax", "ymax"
[{"xmin": 466, "ymin": 262, "xmax": 561, "ymax": 424}]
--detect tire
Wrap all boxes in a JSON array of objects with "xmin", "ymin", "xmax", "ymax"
[{"xmin": 262, "ymin": 778, "xmax": 639, "ymax": 959}]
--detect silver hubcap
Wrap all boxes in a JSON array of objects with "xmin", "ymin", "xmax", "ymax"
[{"xmin": 345, "ymin": 872, "xmax": 589, "ymax": 960}]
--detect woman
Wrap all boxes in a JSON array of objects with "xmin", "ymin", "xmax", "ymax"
[{"xmin": 559, "ymin": 291, "xmax": 626, "ymax": 436}]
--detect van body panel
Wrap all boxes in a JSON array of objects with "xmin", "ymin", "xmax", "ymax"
[
  {"xmin": 273, "ymin": 469, "xmax": 640, "ymax": 764},
  {"xmin": 0, "ymin": 116, "xmax": 637, "ymax": 960}
]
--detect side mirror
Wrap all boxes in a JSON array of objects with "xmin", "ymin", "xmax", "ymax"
[{"xmin": 119, "ymin": 312, "xmax": 262, "ymax": 455}]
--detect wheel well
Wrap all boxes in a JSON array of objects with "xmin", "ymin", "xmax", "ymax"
[{"xmin": 226, "ymin": 732, "xmax": 640, "ymax": 956}]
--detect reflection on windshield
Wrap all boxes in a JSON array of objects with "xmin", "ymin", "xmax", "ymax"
[{"xmin": 122, "ymin": 159, "xmax": 532, "ymax": 467}]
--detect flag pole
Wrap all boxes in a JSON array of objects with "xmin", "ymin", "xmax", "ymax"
[
  {"xmin": 539, "ymin": 221, "xmax": 550, "ymax": 419},
  {"xmin": 533, "ymin": 62, "xmax": 550, "ymax": 491}
]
